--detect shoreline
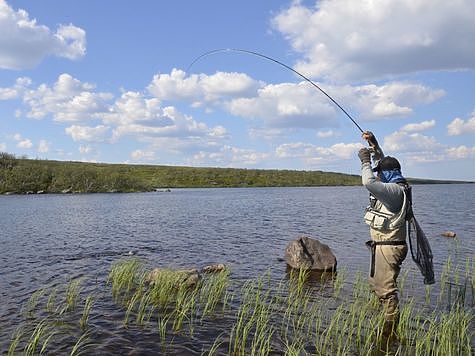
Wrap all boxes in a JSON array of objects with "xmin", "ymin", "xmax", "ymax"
[{"xmin": 1, "ymin": 180, "xmax": 473, "ymax": 196}]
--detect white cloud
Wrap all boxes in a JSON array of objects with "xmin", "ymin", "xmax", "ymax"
[
  {"xmin": 110, "ymin": 96, "xmax": 226, "ymax": 145},
  {"xmin": 101, "ymin": 91, "xmax": 171, "ymax": 126},
  {"xmin": 381, "ymin": 129, "xmax": 475, "ymax": 164},
  {"xmin": 148, "ymin": 136, "xmax": 222, "ymax": 155},
  {"xmin": 97, "ymin": 91, "xmax": 228, "ymax": 149},
  {"xmin": 226, "ymin": 80, "xmax": 442, "ymax": 127},
  {"xmin": 79, "ymin": 145, "xmax": 93, "ymax": 154},
  {"xmin": 401, "ymin": 120, "xmax": 436, "ymax": 132},
  {"xmin": 13, "ymin": 141, "xmax": 30, "ymax": 151},
  {"xmin": 445, "ymin": 145, "xmax": 475, "ymax": 159},
  {"xmin": 273, "ymin": 0, "xmax": 475, "ymax": 81},
  {"xmin": 23, "ymin": 73, "xmax": 112, "ymax": 121},
  {"xmin": 209, "ymin": 125, "xmax": 228, "ymax": 138},
  {"xmin": 275, "ymin": 142, "xmax": 362, "ymax": 165},
  {"xmin": 0, "ymin": 1, "xmax": 86, "ymax": 69},
  {"xmin": 13, "ymin": 133, "xmax": 33, "ymax": 148},
  {"xmin": 248, "ymin": 127, "xmax": 287, "ymax": 141},
  {"xmin": 383, "ymin": 131, "xmax": 442, "ymax": 153},
  {"xmin": 0, "ymin": 77, "xmax": 32, "ymax": 100},
  {"xmin": 37, "ymin": 139, "xmax": 50, "ymax": 153},
  {"xmin": 3, "ymin": 70, "xmax": 435, "ymax": 146},
  {"xmin": 147, "ymin": 69, "xmax": 261, "ymax": 104},
  {"xmin": 317, "ymin": 129, "xmax": 338, "ymax": 138},
  {"xmin": 55, "ymin": 24, "xmax": 86, "ymax": 60},
  {"xmin": 190, "ymin": 145, "xmax": 269, "ymax": 167},
  {"xmin": 9, "ymin": 75, "xmax": 228, "ymax": 150},
  {"xmin": 349, "ymin": 82, "xmax": 444, "ymax": 119},
  {"xmin": 227, "ymin": 82, "xmax": 338, "ymax": 128},
  {"xmin": 0, "ymin": 87, "xmax": 17, "ymax": 100},
  {"xmin": 0, "ymin": 143, "xmax": 6, "ymax": 151},
  {"xmin": 372, "ymin": 102, "xmax": 411, "ymax": 116},
  {"xmin": 130, "ymin": 149, "xmax": 156, "ymax": 161},
  {"xmin": 65, "ymin": 125, "xmax": 109, "ymax": 142},
  {"xmin": 101, "ymin": 91, "xmax": 214, "ymax": 143},
  {"xmin": 447, "ymin": 113, "xmax": 475, "ymax": 136}
]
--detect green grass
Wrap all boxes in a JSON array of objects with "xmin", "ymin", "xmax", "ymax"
[
  {"xmin": 70, "ymin": 331, "xmax": 92, "ymax": 356},
  {"xmin": 79, "ymin": 295, "xmax": 94, "ymax": 330},
  {"xmin": 64, "ymin": 279, "xmax": 82, "ymax": 313},
  {"xmin": 108, "ymin": 258, "xmax": 146, "ymax": 302},
  {"xmin": 23, "ymin": 319, "xmax": 55, "ymax": 356},
  {"xmin": 7, "ymin": 327, "xmax": 23, "ymax": 356},
  {"xmin": 7, "ymin": 255, "xmax": 474, "ymax": 355},
  {"xmin": 200, "ymin": 268, "xmax": 230, "ymax": 318},
  {"xmin": 25, "ymin": 288, "xmax": 45, "ymax": 318}
]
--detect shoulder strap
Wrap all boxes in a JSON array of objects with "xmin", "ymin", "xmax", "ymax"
[{"xmin": 398, "ymin": 182, "xmax": 413, "ymax": 219}]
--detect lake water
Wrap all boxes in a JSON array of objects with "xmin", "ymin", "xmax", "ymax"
[{"xmin": 0, "ymin": 185, "xmax": 473, "ymax": 354}]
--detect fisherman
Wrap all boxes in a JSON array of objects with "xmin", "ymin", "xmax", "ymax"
[{"xmin": 358, "ymin": 131, "xmax": 409, "ymax": 336}]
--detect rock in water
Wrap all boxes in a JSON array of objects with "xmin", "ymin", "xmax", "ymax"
[
  {"xmin": 147, "ymin": 268, "xmax": 201, "ymax": 288},
  {"xmin": 202, "ymin": 263, "xmax": 227, "ymax": 273},
  {"xmin": 284, "ymin": 236, "xmax": 337, "ymax": 271},
  {"xmin": 441, "ymin": 231, "xmax": 457, "ymax": 238}
]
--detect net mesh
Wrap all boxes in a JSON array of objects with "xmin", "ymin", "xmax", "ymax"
[{"xmin": 405, "ymin": 186, "xmax": 435, "ymax": 285}]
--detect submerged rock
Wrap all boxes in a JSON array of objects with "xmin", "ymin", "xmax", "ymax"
[
  {"xmin": 441, "ymin": 231, "xmax": 457, "ymax": 238},
  {"xmin": 147, "ymin": 268, "xmax": 201, "ymax": 288},
  {"xmin": 202, "ymin": 263, "xmax": 227, "ymax": 273},
  {"xmin": 284, "ymin": 236, "xmax": 337, "ymax": 271}
]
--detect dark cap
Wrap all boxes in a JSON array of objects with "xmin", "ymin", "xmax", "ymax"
[{"xmin": 373, "ymin": 156, "xmax": 401, "ymax": 172}]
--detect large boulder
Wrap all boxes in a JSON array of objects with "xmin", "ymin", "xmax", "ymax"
[{"xmin": 284, "ymin": 236, "xmax": 337, "ymax": 271}]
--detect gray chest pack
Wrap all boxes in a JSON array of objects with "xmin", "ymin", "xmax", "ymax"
[
  {"xmin": 363, "ymin": 183, "xmax": 435, "ymax": 285},
  {"xmin": 363, "ymin": 186, "xmax": 407, "ymax": 232}
]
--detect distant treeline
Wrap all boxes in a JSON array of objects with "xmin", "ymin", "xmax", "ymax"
[{"xmin": 0, "ymin": 152, "xmax": 469, "ymax": 194}]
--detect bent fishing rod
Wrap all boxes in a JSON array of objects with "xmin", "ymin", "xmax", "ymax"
[{"xmin": 187, "ymin": 48, "xmax": 364, "ymax": 134}]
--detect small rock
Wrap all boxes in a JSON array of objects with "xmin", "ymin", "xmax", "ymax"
[
  {"xmin": 147, "ymin": 268, "xmax": 201, "ymax": 288},
  {"xmin": 202, "ymin": 263, "xmax": 227, "ymax": 273},
  {"xmin": 184, "ymin": 272, "xmax": 201, "ymax": 287},
  {"xmin": 147, "ymin": 268, "xmax": 162, "ymax": 283},
  {"xmin": 441, "ymin": 231, "xmax": 456, "ymax": 238}
]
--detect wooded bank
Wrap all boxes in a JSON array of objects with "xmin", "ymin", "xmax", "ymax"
[{"xmin": 0, "ymin": 152, "xmax": 468, "ymax": 194}]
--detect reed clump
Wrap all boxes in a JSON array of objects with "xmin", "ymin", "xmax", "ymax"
[
  {"xmin": 6, "ymin": 280, "xmax": 96, "ymax": 355},
  {"xmin": 108, "ymin": 258, "xmax": 232, "ymax": 338},
  {"xmin": 205, "ymin": 255, "xmax": 474, "ymax": 355},
  {"xmin": 7, "ymin": 255, "xmax": 473, "ymax": 355},
  {"xmin": 108, "ymin": 258, "xmax": 147, "ymax": 302}
]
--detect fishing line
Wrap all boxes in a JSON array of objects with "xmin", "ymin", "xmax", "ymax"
[{"xmin": 187, "ymin": 48, "xmax": 364, "ymax": 134}]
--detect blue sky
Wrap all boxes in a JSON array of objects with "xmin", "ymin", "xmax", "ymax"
[{"xmin": 1, "ymin": 0, "xmax": 474, "ymax": 180}]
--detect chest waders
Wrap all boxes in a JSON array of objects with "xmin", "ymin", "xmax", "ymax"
[
  {"xmin": 364, "ymin": 183, "xmax": 408, "ymax": 278},
  {"xmin": 366, "ymin": 240, "xmax": 406, "ymax": 278}
]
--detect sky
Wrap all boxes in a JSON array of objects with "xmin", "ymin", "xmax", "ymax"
[{"xmin": 1, "ymin": 0, "xmax": 474, "ymax": 181}]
